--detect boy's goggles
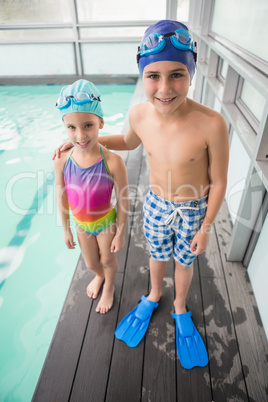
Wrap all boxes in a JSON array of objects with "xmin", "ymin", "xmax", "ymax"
[
  {"xmin": 137, "ymin": 29, "xmax": 196, "ymax": 63},
  {"xmin": 56, "ymin": 91, "xmax": 101, "ymax": 109}
]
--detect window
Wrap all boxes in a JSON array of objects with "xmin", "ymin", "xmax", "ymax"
[
  {"xmin": 176, "ymin": 0, "xmax": 190, "ymax": 21},
  {"xmin": 213, "ymin": 96, "xmax": 221, "ymax": 113},
  {"xmin": 0, "ymin": 29, "xmax": 74, "ymax": 41},
  {"xmin": 217, "ymin": 57, "xmax": 228, "ymax": 83},
  {"xmin": 211, "ymin": 0, "xmax": 268, "ymax": 69},
  {"xmin": 81, "ymin": 42, "xmax": 138, "ymax": 75},
  {"xmin": 0, "ymin": 44, "xmax": 76, "ymax": 76},
  {"xmin": 1, "ymin": 0, "xmax": 72, "ymax": 24},
  {"xmin": 235, "ymin": 78, "xmax": 266, "ymax": 132},
  {"xmin": 205, "ymin": 45, "xmax": 210, "ymax": 64},
  {"xmin": 79, "ymin": 26, "xmax": 146, "ymax": 40},
  {"xmin": 76, "ymin": 0, "xmax": 166, "ymax": 22},
  {"xmin": 226, "ymin": 130, "xmax": 251, "ymax": 223}
]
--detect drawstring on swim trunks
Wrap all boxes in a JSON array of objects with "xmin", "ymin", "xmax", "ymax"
[{"xmin": 164, "ymin": 206, "xmax": 197, "ymax": 226}]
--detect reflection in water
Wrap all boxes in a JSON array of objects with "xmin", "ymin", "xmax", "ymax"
[{"xmin": 0, "ymin": 176, "xmax": 53, "ymax": 288}]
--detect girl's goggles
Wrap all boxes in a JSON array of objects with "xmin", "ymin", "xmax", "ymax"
[
  {"xmin": 56, "ymin": 91, "xmax": 101, "ymax": 109},
  {"xmin": 137, "ymin": 29, "xmax": 196, "ymax": 63}
]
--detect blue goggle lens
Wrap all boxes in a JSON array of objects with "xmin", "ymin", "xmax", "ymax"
[
  {"xmin": 143, "ymin": 34, "xmax": 160, "ymax": 49},
  {"xmin": 175, "ymin": 30, "xmax": 191, "ymax": 44},
  {"xmin": 56, "ymin": 92, "xmax": 100, "ymax": 109}
]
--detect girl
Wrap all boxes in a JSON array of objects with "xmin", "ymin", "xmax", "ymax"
[{"xmin": 54, "ymin": 80, "xmax": 129, "ymax": 314}]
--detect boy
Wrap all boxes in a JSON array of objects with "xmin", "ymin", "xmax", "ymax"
[{"xmin": 54, "ymin": 20, "xmax": 229, "ymax": 368}]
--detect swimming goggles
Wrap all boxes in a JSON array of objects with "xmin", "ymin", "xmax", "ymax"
[
  {"xmin": 56, "ymin": 91, "xmax": 101, "ymax": 109},
  {"xmin": 137, "ymin": 29, "xmax": 197, "ymax": 63}
]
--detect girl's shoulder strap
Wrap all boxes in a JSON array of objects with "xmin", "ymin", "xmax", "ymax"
[
  {"xmin": 69, "ymin": 147, "xmax": 75, "ymax": 161},
  {"xmin": 99, "ymin": 144, "xmax": 113, "ymax": 180}
]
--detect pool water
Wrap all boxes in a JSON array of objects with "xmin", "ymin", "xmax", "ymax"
[{"xmin": 0, "ymin": 84, "xmax": 134, "ymax": 401}]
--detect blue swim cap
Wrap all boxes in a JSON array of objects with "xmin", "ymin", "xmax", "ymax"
[
  {"xmin": 138, "ymin": 20, "xmax": 196, "ymax": 81},
  {"xmin": 57, "ymin": 79, "xmax": 104, "ymax": 120}
]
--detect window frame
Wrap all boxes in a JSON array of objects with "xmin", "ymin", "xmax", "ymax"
[{"xmin": 235, "ymin": 76, "xmax": 264, "ymax": 133}]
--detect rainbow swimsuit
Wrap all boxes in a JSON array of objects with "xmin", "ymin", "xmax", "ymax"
[{"xmin": 64, "ymin": 145, "xmax": 116, "ymax": 235}]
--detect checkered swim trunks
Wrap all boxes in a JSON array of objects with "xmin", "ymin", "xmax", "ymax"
[{"xmin": 143, "ymin": 188, "xmax": 208, "ymax": 266}]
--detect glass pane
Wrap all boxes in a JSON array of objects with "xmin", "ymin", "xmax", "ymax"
[
  {"xmin": 177, "ymin": 0, "xmax": 190, "ymax": 21},
  {"xmin": 1, "ymin": 0, "xmax": 72, "ymax": 24},
  {"xmin": 201, "ymin": 77, "xmax": 207, "ymax": 104},
  {"xmin": 220, "ymin": 59, "xmax": 228, "ymax": 79},
  {"xmin": 0, "ymin": 44, "xmax": 76, "ymax": 75},
  {"xmin": 205, "ymin": 45, "xmax": 210, "ymax": 63},
  {"xmin": 0, "ymin": 29, "xmax": 74, "ymax": 40},
  {"xmin": 199, "ymin": 0, "xmax": 204, "ymax": 26},
  {"xmin": 226, "ymin": 130, "xmax": 251, "ymax": 223},
  {"xmin": 211, "ymin": 0, "xmax": 268, "ymax": 62},
  {"xmin": 80, "ymin": 26, "xmax": 146, "ymax": 40},
  {"xmin": 213, "ymin": 97, "xmax": 221, "ymax": 113},
  {"xmin": 240, "ymin": 80, "xmax": 266, "ymax": 122},
  {"xmin": 81, "ymin": 42, "xmax": 139, "ymax": 75},
  {"xmin": 77, "ymin": 0, "xmax": 166, "ymax": 22}
]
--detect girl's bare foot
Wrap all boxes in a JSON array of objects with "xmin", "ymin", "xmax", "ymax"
[
  {"xmin": 96, "ymin": 285, "xmax": 115, "ymax": 314},
  {"xmin": 86, "ymin": 276, "xmax": 104, "ymax": 299}
]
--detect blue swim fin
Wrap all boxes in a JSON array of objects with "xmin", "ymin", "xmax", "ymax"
[
  {"xmin": 115, "ymin": 295, "xmax": 159, "ymax": 347},
  {"xmin": 172, "ymin": 311, "xmax": 208, "ymax": 369}
]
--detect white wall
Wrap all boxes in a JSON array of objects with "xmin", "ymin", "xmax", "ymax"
[{"xmin": 248, "ymin": 213, "xmax": 268, "ymax": 339}]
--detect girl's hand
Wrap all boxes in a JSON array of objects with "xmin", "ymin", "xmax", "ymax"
[
  {"xmin": 52, "ymin": 140, "xmax": 73, "ymax": 160},
  {"xmin": 110, "ymin": 234, "xmax": 125, "ymax": 253},
  {"xmin": 64, "ymin": 231, "xmax": 76, "ymax": 249}
]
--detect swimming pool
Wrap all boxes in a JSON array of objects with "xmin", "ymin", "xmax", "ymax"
[{"xmin": 0, "ymin": 84, "xmax": 134, "ymax": 401}]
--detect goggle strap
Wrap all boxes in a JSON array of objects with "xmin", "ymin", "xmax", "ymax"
[{"xmin": 193, "ymin": 42, "xmax": 197, "ymax": 62}]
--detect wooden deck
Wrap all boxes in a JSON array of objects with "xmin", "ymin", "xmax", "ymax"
[{"xmin": 33, "ymin": 144, "xmax": 268, "ymax": 402}]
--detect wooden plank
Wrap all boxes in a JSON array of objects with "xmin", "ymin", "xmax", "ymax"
[
  {"xmin": 139, "ymin": 151, "xmax": 177, "ymax": 401},
  {"xmin": 142, "ymin": 258, "xmax": 177, "ymax": 402},
  {"xmin": 174, "ymin": 259, "xmax": 212, "ymax": 402},
  {"xmin": 105, "ymin": 148, "xmax": 150, "ymax": 401},
  {"xmin": 32, "ymin": 256, "xmax": 94, "ymax": 402},
  {"xmin": 105, "ymin": 230, "xmax": 149, "ymax": 401},
  {"xmin": 200, "ymin": 276, "xmax": 248, "ymax": 401},
  {"xmin": 214, "ymin": 202, "xmax": 268, "ymax": 402},
  {"xmin": 198, "ymin": 225, "xmax": 225, "ymax": 279},
  {"xmin": 69, "ymin": 273, "xmax": 123, "ymax": 402},
  {"xmin": 199, "ymin": 223, "xmax": 248, "ymax": 401}
]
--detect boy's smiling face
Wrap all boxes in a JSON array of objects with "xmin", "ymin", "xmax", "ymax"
[{"xmin": 142, "ymin": 60, "xmax": 191, "ymax": 115}]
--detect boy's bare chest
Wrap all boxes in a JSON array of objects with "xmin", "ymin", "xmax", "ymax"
[{"xmin": 140, "ymin": 125, "xmax": 208, "ymax": 166}]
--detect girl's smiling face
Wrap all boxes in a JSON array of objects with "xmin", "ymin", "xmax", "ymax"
[
  {"xmin": 142, "ymin": 60, "xmax": 191, "ymax": 116},
  {"xmin": 63, "ymin": 112, "xmax": 104, "ymax": 151}
]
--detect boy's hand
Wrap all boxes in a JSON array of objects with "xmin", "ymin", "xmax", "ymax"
[
  {"xmin": 190, "ymin": 229, "xmax": 210, "ymax": 255},
  {"xmin": 110, "ymin": 234, "xmax": 125, "ymax": 253},
  {"xmin": 52, "ymin": 140, "xmax": 73, "ymax": 160},
  {"xmin": 64, "ymin": 231, "xmax": 76, "ymax": 249}
]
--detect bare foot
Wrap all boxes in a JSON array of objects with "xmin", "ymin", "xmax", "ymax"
[
  {"xmin": 86, "ymin": 276, "xmax": 104, "ymax": 299},
  {"xmin": 95, "ymin": 285, "xmax": 115, "ymax": 314}
]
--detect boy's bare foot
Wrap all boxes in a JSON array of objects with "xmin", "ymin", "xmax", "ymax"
[
  {"xmin": 86, "ymin": 276, "xmax": 104, "ymax": 299},
  {"xmin": 95, "ymin": 285, "xmax": 115, "ymax": 314}
]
